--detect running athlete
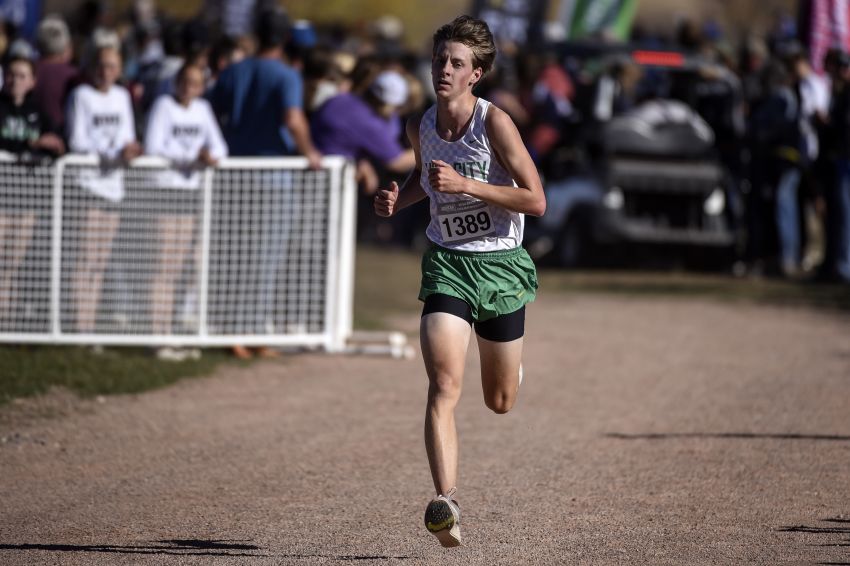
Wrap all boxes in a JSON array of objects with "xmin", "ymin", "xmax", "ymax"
[{"xmin": 373, "ymin": 15, "xmax": 546, "ymax": 548}]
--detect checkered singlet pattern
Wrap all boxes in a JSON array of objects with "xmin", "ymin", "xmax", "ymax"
[{"xmin": 418, "ymin": 98, "xmax": 524, "ymax": 252}]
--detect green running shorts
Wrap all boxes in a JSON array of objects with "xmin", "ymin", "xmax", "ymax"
[{"xmin": 418, "ymin": 244, "xmax": 538, "ymax": 322}]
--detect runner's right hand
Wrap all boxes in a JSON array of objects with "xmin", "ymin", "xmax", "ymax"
[{"xmin": 374, "ymin": 181, "xmax": 399, "ymax": 217}]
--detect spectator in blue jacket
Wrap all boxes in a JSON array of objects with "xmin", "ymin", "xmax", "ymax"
[
  {"xmin": 207, "ymin": 9, "xmax": 322, "ymax": 358},
  {"xmin": 208, "ymin": 9, "xmax": 320, "ymax": 163}
]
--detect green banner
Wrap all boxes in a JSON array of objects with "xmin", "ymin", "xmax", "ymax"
[{"xmin": 563, "ymin": 0, "xmax": 638, "ymax": 41}]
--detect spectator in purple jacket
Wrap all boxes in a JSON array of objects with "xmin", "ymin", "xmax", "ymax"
[{"xmin": 310, "ymin": 70, "xmax": 414, "ymax": 193}]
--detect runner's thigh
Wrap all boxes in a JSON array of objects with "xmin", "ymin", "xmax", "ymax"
[{"xmin": 477, "ymin": 333, "xmax": 523, "ymax": 399}]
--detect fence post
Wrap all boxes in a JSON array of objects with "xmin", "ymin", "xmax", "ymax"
[
  {"xmin": 50, "ymin": 157, "xmax": 65, "ymax": 338},
  {"xmin": 334, "ymin": 161, "xmax": 357, "ymax": 351},
  {"xmin": 198, "ymin": 166, "xmax": 213, "ymax": 339},
  {"xmin": 323, "ymin": 160, "xmax": 342, "ymax": 351}
]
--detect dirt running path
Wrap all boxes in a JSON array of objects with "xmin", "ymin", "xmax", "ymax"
[{"xmin": 1, "ymin": 294, "xmax": 849, "ymax": 565}]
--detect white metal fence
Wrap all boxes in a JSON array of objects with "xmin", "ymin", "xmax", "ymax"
[{"xmin": 0, "ymin": 154, "xmax": 356, "ymax": 351}]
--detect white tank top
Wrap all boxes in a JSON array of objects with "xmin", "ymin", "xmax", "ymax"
[{"xmin": 418, "ymin": 98, "xmax": 524, "ymax": 252}]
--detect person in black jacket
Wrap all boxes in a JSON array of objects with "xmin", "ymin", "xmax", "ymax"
[
  {"xmin": 0, "ymin": 57, "xmax": 66, "ymax": 157},
  {"xmin": 829, "ymin": 52, "xmax": 850, "ymax": 283},
  {"xmin": 747, "ymin": 60, "xmax": 804, "ymax": 276},
  {"xmin": 0, "ymin": 56, "xmax": 66, "ymax": 327}
]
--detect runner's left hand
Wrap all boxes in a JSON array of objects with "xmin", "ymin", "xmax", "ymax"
[{"xmin": 428, "ymin": 160, "xmax": 468, "ymax": 194}]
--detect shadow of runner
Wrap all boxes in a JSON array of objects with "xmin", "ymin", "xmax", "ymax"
[
  {"xmin": 335, "ymin": 556, "xmax": 414, "ymax": 561},
  {"xmin": 0, "ymin": 539, "xmax": 267, "ymax": 557},
  {"xmin": 779, "ymin": 518, "xmax": 850, "ymax": 565},
  {"xmin": 0, "ymin": 540, "xmax": 415, "ymax": 561}
]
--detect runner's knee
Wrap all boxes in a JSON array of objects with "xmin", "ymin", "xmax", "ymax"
[
  {"xmin": 428, "ymin": 371, "xmax": 462, "ymax": 403},
  {"xmin": 484, "ymin": 390, "xmax": 515, "ymax": 414}
]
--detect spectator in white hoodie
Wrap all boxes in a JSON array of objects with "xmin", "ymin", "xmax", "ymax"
[
  {"xmin": 66, "ymin": 45, "xmax": 142, "ymax": 334},
  {"xmin": 144, "ymin": 62, "xmax": 227, "ymax": 358}
]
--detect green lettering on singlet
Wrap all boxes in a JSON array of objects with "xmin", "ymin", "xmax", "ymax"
[
  {"xmin": 427, "ymin": 159, "xmax": 490, "ymax": 181},
  {"xmin": 451, "ymin": 159, "xmax": 489, "ymax": 181}
]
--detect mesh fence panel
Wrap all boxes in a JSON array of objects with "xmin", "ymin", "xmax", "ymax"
[
  {"xmin": 0, "ymin": 155, "xmax": 353, "ymax": 348},
  {"xmin": 60, "ymin": 164, "xmax": 205, "ymax": 336},
  {"xmin": 0, "ymin": 158, "xmax": 53, "ymax": 334},
  {"xmin": 207, "ymin": 167, "xmax": 332, "ymax": 337}
]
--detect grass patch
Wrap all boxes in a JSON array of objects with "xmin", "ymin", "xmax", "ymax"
[
  {"xmin": 353, "ymin": 244, "xmax": 422, "ymax": 329},
  {"xmin": 0, "ymin": 243, "xmax": 420, "ymax": 407},
  {"xmin": 0, "ymin": 346, "xmax": 237, "ymax": 405}
]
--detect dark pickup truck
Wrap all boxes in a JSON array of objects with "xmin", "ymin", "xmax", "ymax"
[{"xmin": 524, "ymin": 44, "xmax": 743, "ymax": 268}]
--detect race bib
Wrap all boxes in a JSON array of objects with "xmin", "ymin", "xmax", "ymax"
[{"xmin": 436, "ymin": 199, "xmax": 495, "ymax": 243}]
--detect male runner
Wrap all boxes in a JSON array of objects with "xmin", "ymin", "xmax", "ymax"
[{"xmin": 374, "ymin": 15, "xmax": 546, "ymax": 547}]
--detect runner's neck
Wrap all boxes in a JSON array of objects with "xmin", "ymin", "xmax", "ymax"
[{"xmin": 436, "ymin": 96, "xmax": 478, "ymax": 142}]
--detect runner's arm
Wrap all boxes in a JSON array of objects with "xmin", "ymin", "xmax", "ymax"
[{"xmin": 374, "ymin": 114, "xmax": 427, "ymax": 217}]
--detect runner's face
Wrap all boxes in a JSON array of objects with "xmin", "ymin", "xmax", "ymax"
[{"xmin": 431, "ymin": 41, "xmax": 482, "ymax": 99}]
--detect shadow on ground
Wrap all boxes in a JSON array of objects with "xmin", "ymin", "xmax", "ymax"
[
  {"xmin": 778, "ymin": 519, "xmax": 850, "ymax": 565},
  {"xmin": 606, "ymin": 432, "xmax": 850, "ymax": 442},
  {"xmin": 0, "ymin": 540, "xmax": 267, "ymax": 557},
  {"xmin": 0, "ymin": 539, "xmax": 414, "ymax": 561}
]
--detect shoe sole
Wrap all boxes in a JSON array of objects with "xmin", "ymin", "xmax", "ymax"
[
  {"xmin": 424, "ymin": 499, "xmax": 461, "ymax": 547},
  {"xmin": 433, "ymin": 525, "xmax": 461, "ymax": 548}
]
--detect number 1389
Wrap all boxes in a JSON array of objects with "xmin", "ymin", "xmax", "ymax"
[{"xmin": 441, "ymin": 211, "xmax": 492, "ymax": 239}]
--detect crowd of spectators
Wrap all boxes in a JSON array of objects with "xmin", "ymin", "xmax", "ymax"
[
  {"xmin": 471, "ymin": 14, "xmax": 850, "ymax": 284},
  {"xmin": 0, "ymin": 3, "xmax": 848, "ymax": 353},
  {"xmin": 0, "ymin": 2, "xmax": 430, "ymax": 358}
]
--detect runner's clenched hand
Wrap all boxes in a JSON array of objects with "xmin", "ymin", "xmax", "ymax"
[
  {"xmin": 374, "ymin": 181, "xmax": 399, "ymax": 217},
  {"xmin": 428, "ymin": 160, "xmax": 468, "ymax": 194}
]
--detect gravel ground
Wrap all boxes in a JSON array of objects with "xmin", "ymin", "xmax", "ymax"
[{"xmin": 1, "ymin": 293, "xmax": 849, "ymax": 565}]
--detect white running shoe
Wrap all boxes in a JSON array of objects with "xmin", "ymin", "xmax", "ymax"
[{"xmin": 424, "ymin": 488, "xmax": 461, "ymax": 547}]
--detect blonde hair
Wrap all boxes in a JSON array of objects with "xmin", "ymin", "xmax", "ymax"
[{"xmin": 432, "ymin": 15, "xmax": 496, "ymax": 74}]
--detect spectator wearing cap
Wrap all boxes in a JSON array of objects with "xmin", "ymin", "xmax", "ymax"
[
  {"xmin": 310, "ymin": 70, "xmax": 415, "ymax": 186},
  {"xmin": 310, "ymin": 70, "xmax": 416, "ymax": 243},
  {"xmin": 285, "ymin": 19, "xmax": 317, "ymax": 72},
  {"xmin": 33, "ymin": 15, "xmax": 79, "ymax": 136}
]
